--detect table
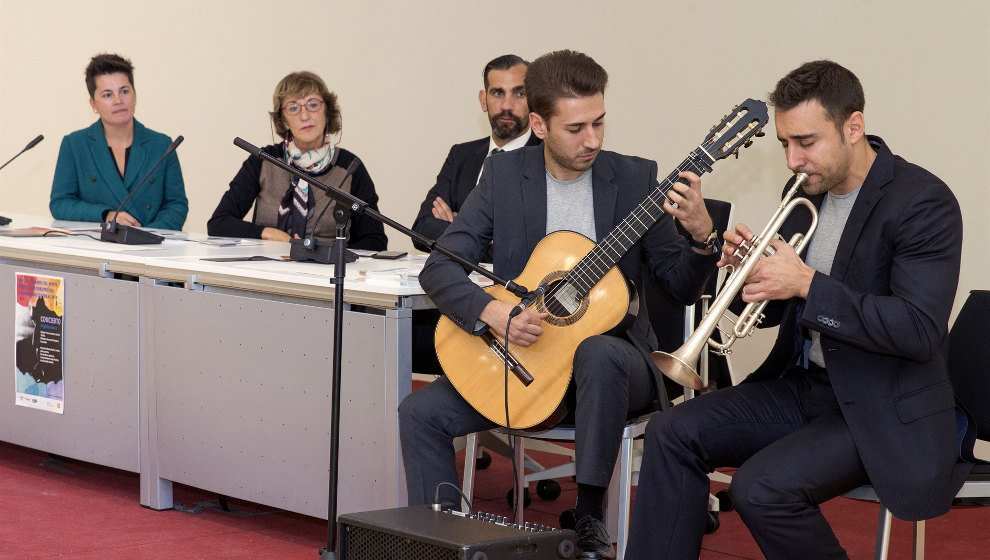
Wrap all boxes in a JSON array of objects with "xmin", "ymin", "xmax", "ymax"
[{"xmin": 0, "ymin": 215, "xmax": 430, "ymax": 518}]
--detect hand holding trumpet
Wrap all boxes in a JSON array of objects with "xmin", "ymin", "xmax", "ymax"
[
  {"xmin": 719, "ymin": 223, "xmax": 816, "ymax": 302},
  {"xmin": 651, "ymin": 172, "xmax": 816, "ymax": 390}
]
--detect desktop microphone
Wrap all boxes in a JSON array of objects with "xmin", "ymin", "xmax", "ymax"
[
  {"xmin": 100, "ymin": 135, "xmax": 183, "ymax": 245},
  {"xmin": 0, "ymin": 134, "xmax": 44, "ymax": 225},
  {"xmin": 289, "ymin": 157, "xmax": 362, "ymax": 264},
  {"xmin": 0, "ymin": 134, "xmax": 44, "ymax": 172}
]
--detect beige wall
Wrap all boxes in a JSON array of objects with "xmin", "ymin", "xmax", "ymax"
[{"xmin": 2, "ymin": 0, "xmax": 988, "ymax": 375}]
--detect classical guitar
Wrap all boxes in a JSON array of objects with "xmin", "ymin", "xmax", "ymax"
[{"xmin": 435, "ymin": 99, "xmax": 769, "ymax": 430}]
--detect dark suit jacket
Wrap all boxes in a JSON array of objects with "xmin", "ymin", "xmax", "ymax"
[
  {"xmin": 412, "ymin": 133, "xmax": 542, "ymax": 254},
  {"xmin": 750, "ymin": 136, "xmax": 971, "ymax": 520},
  {"xmin": 50, "ymin": 119, "xmax": 188, "ymax": 230},
  {"xmin": 419, "ymin": 145, "xmax": 718, "ymax": 355}
]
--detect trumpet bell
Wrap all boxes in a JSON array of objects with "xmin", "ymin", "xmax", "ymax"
[{"xmin": 652, "ymin": 350, "xmax": 705, "ymax": 390}]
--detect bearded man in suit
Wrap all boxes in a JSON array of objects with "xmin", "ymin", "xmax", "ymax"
[
  {"xmin": 412, "ymin": 54, "xmax": 542, "ymax": 258},
  {"xmin": 626, "ymin": 60, "xmax": 974, "ymax": 560}
]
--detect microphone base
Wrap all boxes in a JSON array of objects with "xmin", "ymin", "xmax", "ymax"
[
  {"xmin": 100, "ymin": 223, "xmax": 164, "ymax": 245},
  {"xmin": 289, "ymin": 238, "xmax": 357, "ymax": 264}
]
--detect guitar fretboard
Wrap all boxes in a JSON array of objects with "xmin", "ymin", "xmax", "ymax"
[{"xmin": 563, "ymin": 148, "xmax": 715, "ymax": 298}]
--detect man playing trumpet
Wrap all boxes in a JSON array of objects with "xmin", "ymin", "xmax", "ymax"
[{"xmin": 626, "ymin": 60, "xmax": 975, "ymax": 559}]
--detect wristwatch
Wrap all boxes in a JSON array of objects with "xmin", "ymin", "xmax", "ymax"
[{"xmin": 687, "ymin": 229, "xmax": 721, "ymax": 254}]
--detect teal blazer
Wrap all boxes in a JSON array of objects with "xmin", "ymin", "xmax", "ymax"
[{"xmin": 49, "ymin": 119, "xmax": 188, "ymax": 230}]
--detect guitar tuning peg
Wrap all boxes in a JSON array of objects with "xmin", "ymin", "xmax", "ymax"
[
  {"xmin": 755, "ymin": 131, "xmax": 766, "ymax": 137},
  {"xmin": 733, "ymin": 150, "xmax": 740, "ymax": 159},
  {"xmin": 744, "ymin": 140, "xmax": 753, "ymax": 148}
]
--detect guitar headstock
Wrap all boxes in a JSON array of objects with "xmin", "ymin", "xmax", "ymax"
[{"xmin": 701, "ymin": 98, "xmax": 769, "ymax": 161}]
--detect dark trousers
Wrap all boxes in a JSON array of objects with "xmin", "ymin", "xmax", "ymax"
[
  {"xmin": 625, "ymin": 369, "xmax": 868, "ymax": 560},
  {"xmin": 399, "ymin": 335, "xmax": 657, "ymax": 506}
]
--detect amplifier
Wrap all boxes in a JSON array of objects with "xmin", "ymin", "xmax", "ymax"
[{"xmin": 337, "ymin": 506, "xmax": 577, "ymax": 560}]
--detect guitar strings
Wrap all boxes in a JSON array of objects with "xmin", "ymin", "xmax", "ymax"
[{"xmin": 557, "ymin": 153, "xmax": 709, "ymax": 303}]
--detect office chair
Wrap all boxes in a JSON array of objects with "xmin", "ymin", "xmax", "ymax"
[
  {"xmin": 461, "ymin": 199, "xmax": 734, "ymax": 560},
  {"xmin": 845, "ymin": 289, "xmax": 990, "ymax": 560}
]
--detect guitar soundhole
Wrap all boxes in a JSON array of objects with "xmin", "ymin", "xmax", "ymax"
[{"xmin": 537, "ymin": 274, "xmax": 587, "ymax": 327}]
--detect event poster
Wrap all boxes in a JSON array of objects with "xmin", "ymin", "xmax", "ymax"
[{"xmin": 14, "ymin": 273, "xmax": 65, "ymax": 413}]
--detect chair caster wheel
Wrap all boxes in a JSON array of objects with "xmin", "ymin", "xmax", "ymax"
[
  {"xmin": 715, "ymin": 489, "xmax": 734, "ymax": 511},
  {"xmin": 475, "ymin": 450, "xmax": 492, "ymax": 470},
  {"xmin": 704, "ymin": 511, "xmax": 720, "ymax": 534},
  {"xmin": 559, "ymin": 508, "xmax": 577, "ymax": 530},
  {"xmin": 506, "ymin": 487, "xmax": 531, "ymax": 509},
  {"xmin": 536, "ymin": 479, "xmax": 561, "ymax": 501}
]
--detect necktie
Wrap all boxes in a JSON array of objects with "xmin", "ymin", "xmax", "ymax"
[{"xmin": 490, "ymin": 147, "xmax": 504, "ymax": 155}]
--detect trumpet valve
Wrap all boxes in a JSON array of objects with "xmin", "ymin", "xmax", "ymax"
[{"xmin": 738, "ymin": 239, "xmax": 752, "ymax": 255}]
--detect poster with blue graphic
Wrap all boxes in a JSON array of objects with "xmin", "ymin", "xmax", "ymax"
[{"xmin": 14, "ymin": 272, "xmax": 64, "ymax": 414}]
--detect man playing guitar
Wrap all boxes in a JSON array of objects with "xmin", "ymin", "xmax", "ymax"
[{"xmin": 399, "ymin": 49, "xmax": 720, "ymax": 560}]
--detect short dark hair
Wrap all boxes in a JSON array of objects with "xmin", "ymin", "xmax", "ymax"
[
  {"xmin": 524, "ymin": 50, "xmax": 608, "ymax": 120},
  {"xmin": 85, "ymin": 53, "xmax": 134, "ymax": 98},
  {"xmin": 482, "ymin": 54, "xmax": 529, "ymax": 89},
  {"xmin": 269, "ymin": 71, "xmax": 342, "ymax": 138},
  {"xmin": 769, "ymin": 60, "xmax": 865, "ymax": 131}
]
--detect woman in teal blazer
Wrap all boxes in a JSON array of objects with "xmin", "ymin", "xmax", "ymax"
[{"xmin": 50, "ymin": 54, "xmax": 187, "ymax": 230}]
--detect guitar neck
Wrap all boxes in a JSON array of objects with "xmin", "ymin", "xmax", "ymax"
[{"xmin": 565, "ymin": 148, "xmax": 716, "ymax": 297}]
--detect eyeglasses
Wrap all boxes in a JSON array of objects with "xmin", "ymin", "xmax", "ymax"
[{"xmin": 282, "ymin": 99, "xmax": 325, "ymax": 116}]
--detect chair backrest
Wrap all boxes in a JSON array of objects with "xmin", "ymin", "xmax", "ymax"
[{"xmin": 946, "ymin": 289, "xmax": 990, "ymax": 441}]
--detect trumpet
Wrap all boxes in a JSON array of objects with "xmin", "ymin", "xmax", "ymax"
[{"xmin": 653, "ymin": 172, "xmax": 817, "ymax": 390}]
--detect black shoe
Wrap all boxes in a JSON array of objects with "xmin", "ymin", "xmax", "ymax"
[{"xmin": 574, "ymin": 515, "xmax": 615, "ymax": 559}]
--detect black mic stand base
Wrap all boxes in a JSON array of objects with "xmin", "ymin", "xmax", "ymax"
[
  {"xmin": 289, "ymin": 238, "xmax": 357, "ymax": 264},
  {"xmin": 0, "ymin": 215, "xmax": 10, "ymax": 226},
  {"xmin": 100, "ymin": 223, "xmax": 164, "ymax": 245},
  {"xmin": 318, "ymin": 547, "xmax": 336, "ymax": 560}
]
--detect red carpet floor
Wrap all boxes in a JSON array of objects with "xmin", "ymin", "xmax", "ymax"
[{"xmin": 1, "ymin": 440, "xmax": 988, "ymax": 559}]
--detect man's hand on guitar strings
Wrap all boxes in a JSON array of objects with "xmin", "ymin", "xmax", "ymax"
[
  {"xmin": 480, "ymin": 300, "xmax": 548, "ymax": 346},
  {"xmin": 663, "ymin": 171, "xmax": 714, "ymax": 242}
]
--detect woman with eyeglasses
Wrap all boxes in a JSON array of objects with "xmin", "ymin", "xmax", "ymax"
[
  {"xmin": 208, "ymin": 71, "xmax": 387, "ymax": 248},
  {"xmin": 50, "ymin": 53, "xmax": 188, "ymax": 230}
]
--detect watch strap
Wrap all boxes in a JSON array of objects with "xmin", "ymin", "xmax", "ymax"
[{"xmin": 687, "ymin": 229, "xmax": 718, "ymax": 251}]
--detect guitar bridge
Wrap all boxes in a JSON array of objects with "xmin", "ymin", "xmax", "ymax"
[{"xmin": 480, "ymin": 332, "xmax": 535, "ymax": 387}]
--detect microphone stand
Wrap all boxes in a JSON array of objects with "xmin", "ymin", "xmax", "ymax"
[{"xmin": 232, "ymin": 138, "xmax": 534, "ymax": 560}]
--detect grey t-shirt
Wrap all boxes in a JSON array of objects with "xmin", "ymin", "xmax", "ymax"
[
  {"xmin": 545, "ymin": 169, "xmax": 596, "ymax": 240},
  {"xmin": 804, "ymin": 187, "xmax": 860, "ymax": 367}
]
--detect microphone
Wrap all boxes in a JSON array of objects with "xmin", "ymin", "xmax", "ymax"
[
  {"xmin": 100, "ymin": 135, "xmax": 183, "ymax": 245},
  {"xmin": 509, "ymin": 284, "xmax": 547, "ymax": 318},
  {"xmin": 0, "ymin": 134, "xmax": 44, "ymax": 226},
  {"xmin": 289, "ymin": 157, "xmax": 362, "ymax": 264},
  {"xmin": 0, "ymin": 134, "xmax": 44, "ymax": 172},
  {"xmin": 233, "ymin": 136, "xmax": 261, "ymax": 158}
]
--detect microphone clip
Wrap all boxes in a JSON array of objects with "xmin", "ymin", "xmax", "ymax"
[{"xmin": 509, "ymin": 285, "xmax": 546, "ymax": 318}]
